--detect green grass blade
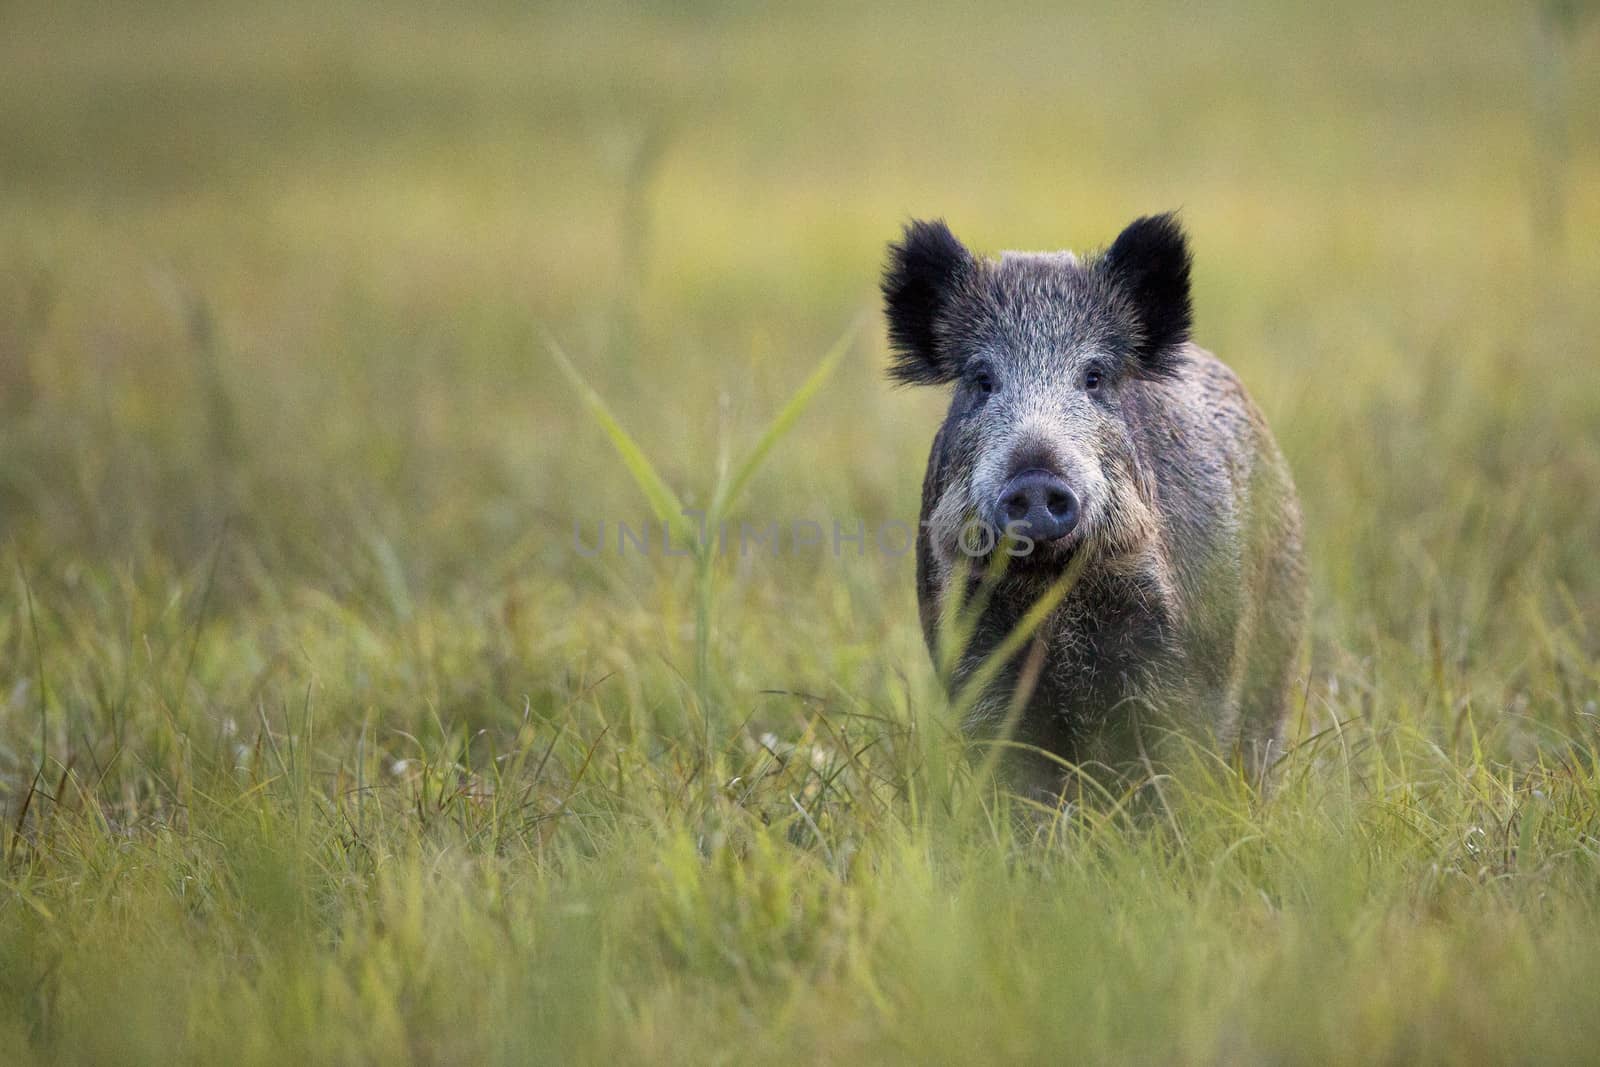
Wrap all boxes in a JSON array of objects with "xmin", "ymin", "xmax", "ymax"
[
  {"xmin": 710, "ymin": 312, "xmax": 862, "ymax": 521},
  {"xmin": 545, "ymin": 330, "xmax": 699, "ymax": 549},
  {"xmin": 951, "ymin": 550, "xmax": 1088, "ymax": 718}
]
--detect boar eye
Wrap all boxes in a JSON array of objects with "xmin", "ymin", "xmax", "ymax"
[
  {"xmin": 1084, "ymin": 368, "xmax": 1104, "ymax": 391},
  {"xmin": 969, "ymin": 366, "xmax": 996, "ymax": 397}
]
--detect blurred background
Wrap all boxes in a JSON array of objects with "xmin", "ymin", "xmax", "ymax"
[{"xmin": 1, "ymin": 0, "xmax": 1597, "ymax": 764}]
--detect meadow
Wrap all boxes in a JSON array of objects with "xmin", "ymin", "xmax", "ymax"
[{"xmin": 2, "ymin": 1, "xmax": 1599, "ymax": 1062}]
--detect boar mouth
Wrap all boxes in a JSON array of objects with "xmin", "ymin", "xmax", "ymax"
[
  {"xmin": 958, "ymin": 524, "xmax": 1089, "ymax": 587},
  {"xmin": 1005, "ymin": 534, "xmax": 1086, "ymax": 576}
]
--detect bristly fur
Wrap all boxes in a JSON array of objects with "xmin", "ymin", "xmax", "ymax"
[
  {"xmin": 882, "ymin": 219, "xmax": 973, "ymax": 386},
  {"xmin": 1097, "ymin": 213, "xmax": 1193, "ymax": 380}
]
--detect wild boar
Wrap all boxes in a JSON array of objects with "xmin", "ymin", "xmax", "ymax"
[{"xmin": 884, "ymin": 213, "xmax": 1307, "ymax": 787}]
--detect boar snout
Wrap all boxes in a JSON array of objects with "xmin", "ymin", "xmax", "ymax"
[{"xmin": 992, "ymin": 468, "xmax": 1080, "ymax": 544}]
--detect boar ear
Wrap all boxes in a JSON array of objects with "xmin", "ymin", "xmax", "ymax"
[
  {"xmin": 882, "ymin": 219, "xmax": 974, "ymax": 386},
  {"xmin": 1100, "ymin": 213, "xmax": 1192, "ymax": 378}
]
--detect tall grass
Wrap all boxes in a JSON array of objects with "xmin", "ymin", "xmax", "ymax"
[
  {"xmin": 548, "ymin": 315, "xmax": 856, "ymax": 775},
  {"xmin": 2, "ymin": 0, "xmax": 1599, "ymax": 1062}
]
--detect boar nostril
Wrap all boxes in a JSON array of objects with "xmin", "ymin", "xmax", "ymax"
[{"xmin": 992, "ymin": 469, "xmax": 1080, "ymax": 544}]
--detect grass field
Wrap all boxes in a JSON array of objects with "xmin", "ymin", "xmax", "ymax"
[{"xmin": 3, "ymin": 1, "xmax": 1600, "ymax": 1062}]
